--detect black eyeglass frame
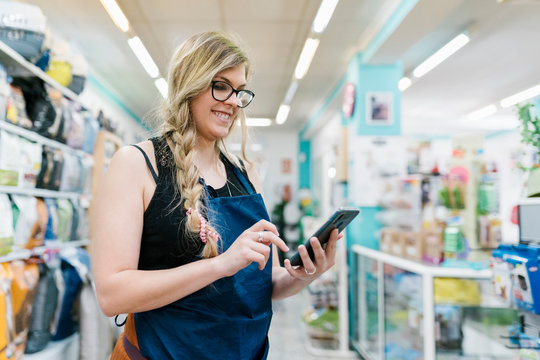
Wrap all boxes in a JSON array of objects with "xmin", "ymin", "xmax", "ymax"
[{"xmin": 211, "ymin": 80, "xmax": 255, "ymax": 108}]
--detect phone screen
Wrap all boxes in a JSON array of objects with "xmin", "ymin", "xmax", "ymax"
[{"xmin": 289, "ymin": 207, "xmax": 360, "ymax": 267}]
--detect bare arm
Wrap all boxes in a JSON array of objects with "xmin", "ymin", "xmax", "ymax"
[
  {"xmin": 244, "ymin": 162, "xmax": 342, "ymax": 300},
  {"xmin": 92, "ymin": 147, "xmax": 285, "ymax": 316}
]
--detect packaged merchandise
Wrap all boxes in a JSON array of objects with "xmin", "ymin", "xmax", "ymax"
[
  {"xmin": 26, "ymin": 198, "xmax": 48, "ymax": 249},
  {"xmin": 434, "ymin": 278, "xmax": 481, "ymax": 305},
  {"xmin": 422, "ymin": 226, "xmax": 445, "ymax": 265},
  {"xmin": 0, "ymin": 264, "xmax": 16, "ymax": 358},
  {"xmin": 380, "ymin": 228, "xmax": 403, "ymax": 257},
  {"xmin": 17, "ymin": 137, "xmax": 42, "ymax": 188},
  {"xmin": 0, "ymin": 62, "xmax": 9, "ymax": 121},
  {"xmin": 0, "ymin": 130, "xmax": 21, "ymax": 186},
  {"xmin": 67, "ymin": 54, "xmax": 88, "ymax": 95},
  {"xmin": 25, "ymin": 262, "xmax": 59, "ymax": 354},
  {"xmin": 56, "ymin": 199, "xmax": 73, "ymax": 243},
  {"xmin": 45, "ymin": 39, "xmax": 72, "ymax": 87},
  {"xmin": 401, "ymin": 231, "xmax": 423, "ymax": 261},
  {"xmin": 65, "ymin": 101, "xmax": 85, "ymax": 149},
  {"xmin": 434, "ymin": 305, "xmax": 463, "ymax": 350},
  {"xmin": 43, "ymin": 198, "xmax": 59, "ymax": 243},
  {"xmin": 11, "ymin": 195, "xmax": 37, "ymax": 249},
  {"xmin": 47, "ymin": 149, "xmax": 64, "ymax": 191},
  {"xmin": 59, "ymin": 152, "xmax": 80, "ymax": 192},
  {"xmin": 11, "ymin": 77, "xmax": 57, "ymax": 135},
  {"xmin": 7, "ymin": 261, "xmax": 39, "ymax": 358},
  {"xmin": 5, "ymin": 86, "xmax": 32, "ymax": 128},
  {"xmin": 82, "ymin": 111, "xmax": 99, "ymax": 154},
  {"xmin": 0, "ymin": 2, "xmax": 47, "ymax": 61},
  {"xmin": 35, "ymin": 145, "xmax": 53, "ymax": 189},
  {"xmin": 0, "ymin": 194, "xmax": 14, "ymax": 255}
]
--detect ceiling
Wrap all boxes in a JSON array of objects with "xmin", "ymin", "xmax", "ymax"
[{"xmin": 17, "ymin": 0, "xmax": 540, "ymax": 136}]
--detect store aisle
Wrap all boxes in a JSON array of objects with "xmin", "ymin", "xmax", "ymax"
[{"xmin": 267, "ymin": 291, "xmax": 359, "ymax": 360}]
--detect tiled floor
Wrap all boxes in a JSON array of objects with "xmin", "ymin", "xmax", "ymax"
[{"xmin": 267, "ymin": 291, "xmax": 360, "ymax": 360}]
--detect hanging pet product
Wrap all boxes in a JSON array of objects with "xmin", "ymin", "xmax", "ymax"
[
  {"xmin": 67, "ymin": 54, "xmax": 88, "ymax": 95},
  {"xmin": 0, "ymin": 2, "xmax": 47, "ymax": 62}
]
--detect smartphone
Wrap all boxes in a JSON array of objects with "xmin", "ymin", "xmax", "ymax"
[{"xmin": 289, "ymin": 207, "xmax": 360, "ymax": 267}]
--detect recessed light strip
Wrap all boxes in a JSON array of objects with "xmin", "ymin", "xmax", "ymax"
[
  {"xmin": 500, "ymin": 83, "xmax": 540, "ymax": 108},
  {"xmin": 154, "ymin": 77, "xmax": 168, "ymax": 98},
  {"xmin": 294, "ymin": 38, "xmax": 320, "ymax": 80},
  {"xmin": 466, "ymin": 104, "xmax": 497, "ymax": 121},
  {"xmin": 413, "ymin": 33, "xmax": 470, "ymax": 78},
  {"xmin": 276, "ymin": 104, "xmax": 291, "ymax": 125},
  {"xmin": 99, "ymin": 0, "xmax": 129, "ymax": 32},
  {"xmin": 312, "ymin": 0, "xmax": 339, "ymax": 33},
  {"xmin": 128, "ymin": 36, "xmax": 160, "ymax": 78}
]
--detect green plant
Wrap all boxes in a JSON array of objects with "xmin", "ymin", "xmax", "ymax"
[{"xmin": 517, "ymin": 102, "xmax": 540, "ymax": 160}]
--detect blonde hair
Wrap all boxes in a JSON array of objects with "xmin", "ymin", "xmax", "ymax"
[{"xmin": 160, "ymin": 31, "xmax": 251, "ymax": 258}]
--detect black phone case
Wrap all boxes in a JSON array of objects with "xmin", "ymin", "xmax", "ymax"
[{"xmin": 289, "ymin": 207, "xmax": 360, "ymax": 267}]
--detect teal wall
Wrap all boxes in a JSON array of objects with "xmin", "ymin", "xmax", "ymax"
[{"xmin": 298, "ymin": 137, "xmax": 311, "ymax": 189}]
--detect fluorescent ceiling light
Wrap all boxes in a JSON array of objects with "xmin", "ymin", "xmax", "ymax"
[
  {"xmin": 398, "ymin": 77, "xmax": 412, "ymax": 91},
  {"xmin": 128, "ymin": 36, "xmax": 160, "ymax": 78},
  {"xmin": 294, "ymin": 38, "xmax": 320, "ymax": 80},
  {"xmin": 229, "ymin": 143, "xmax": 263, "ymax": 152},
  {"xmin": 500, "ymin": 83, "xmax": 540, "ymax": 108},
  {"xmin": 245, "ymin": 118, "xmax": 272, "ymax": 127},
  {"xmin": 276, "ymin": 104, "xmax": 291, "ymax": 125},
  {"xmin": 99, "ymin": 0, "xmax": 129, "ymax": 32},
  {"xmin": 413, "ymin": 33, "xmax": 470, "ymax": 78},
  {"xmin": 466, "ymin": 104, "xmax": 497, "ymax": 121},
  {"xmin": 284, "ymin": 81, "xmax": 299, "ymax": 105},
  {"xmin": 312, "ymin": 0, "xmax": 339, "ymax": 33},
  {"xmin": 154, "ymin": 77, "xmax": 168, "ymax": 98}
]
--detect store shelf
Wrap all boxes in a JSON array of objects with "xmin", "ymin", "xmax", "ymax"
[
  {"xmin": 0, "ymin": 40, "xmax": 82, "ymax": 104},
  {"xmin": 0, "ymin": 120, "xmax": 91, "ymax": 159},
  {"xmin": 352, "ymin": 245, "xmax": 492, "ymax": 279},
  {"xmin": 0, "ymin": 239, "xmax": 89, "ymax": 263},
  {"xmin": 351, "ymin": 245, "xmax": 516, "ymax": 360},
  {"xmin": 0, "ymin": 184, "xmax": 87, "ymax": 200}
]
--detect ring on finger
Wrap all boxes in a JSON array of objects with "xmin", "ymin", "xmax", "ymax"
[
  {"xmin": 305, "ymin": 268, "xmax": 316, "ymax": 275},
  {"xmin": 257, "ymin": 231, "xmax": 264, "ymax": 243}
]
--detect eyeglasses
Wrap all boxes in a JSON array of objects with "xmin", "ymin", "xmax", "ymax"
[{"xmin": 211, "ymin": 81, "xmax": 255, "ymax": 108}]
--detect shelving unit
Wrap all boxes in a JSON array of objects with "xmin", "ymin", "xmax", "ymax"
[
  {"xmin": 351, "ymin": 245, "xmax": 516, "ymax": 360},
  {"xmin": 0, "ymin": 37, "xmax": 100, "ymax": 359}
]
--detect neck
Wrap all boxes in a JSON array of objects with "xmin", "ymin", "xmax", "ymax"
[{"xmin": 194, "ymin": 138, "xmax": 220, "ymax": 170}]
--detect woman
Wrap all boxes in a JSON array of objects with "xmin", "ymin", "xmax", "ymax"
[{"xmin": 92, "ymin": 31, "xmax": 341, "ymax": 360}]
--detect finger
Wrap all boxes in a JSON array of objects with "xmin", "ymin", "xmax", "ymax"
[
  {"xmin": 248, "ymin": 220, "xmax": 279, "ymax": 236},
  {"xmin": 264, "ymin": 232, "xmax": 289, "ymax": 252},
  {"xmin": 252, "ymin": 242, "xmax": 271, "ymax": 264},
  {"xmin": 325, "ymin": 229, "xmax": 339, "ymax": 260},
  {"xmin": 284, "ymin": 259, "xmax": 305, "ymax": 278},
  {"xmin": 249, "ymin": 252, "xmax": 267, "ymax": 271},
  {"xmin": 297, "ymin": 244, "xmax": 315, "ymax": 271},
  {"xmin": 310, "ymin": 237, "xmax": 325, "ymax": 264}
]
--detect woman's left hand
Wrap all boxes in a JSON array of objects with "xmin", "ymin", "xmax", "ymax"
[{"xmin": 283, "ymin": 228, "xmax": 344, "ymax": 281}]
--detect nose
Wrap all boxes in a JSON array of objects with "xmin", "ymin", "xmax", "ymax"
[{"xmin": 223, "ymin": 92, "xmax": 239, "ymax": 107}]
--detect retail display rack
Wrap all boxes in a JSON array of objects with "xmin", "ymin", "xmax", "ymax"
[
  {"xmin": 351, "ymin": 245, "xmax": 516, "ymax": 360},
  {"xmin": 0, "ymin": 38, "xmax": 110, "ymax": 358}
]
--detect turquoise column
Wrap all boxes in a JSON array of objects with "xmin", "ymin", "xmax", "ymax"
[{"xmin": 298, "ymin": 137, "xmax": 311, "ymax": 189}]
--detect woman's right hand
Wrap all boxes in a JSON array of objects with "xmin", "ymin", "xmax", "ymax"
[{"xmin": 218, "ymin": 220, "xmax": 289, "ymax": 276}]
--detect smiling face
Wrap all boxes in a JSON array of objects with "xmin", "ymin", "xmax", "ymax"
[{"xmin": 190, "ymin": 65, "xmax": 246, "ymax": 143}]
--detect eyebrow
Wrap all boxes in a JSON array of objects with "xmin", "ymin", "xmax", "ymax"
[{"xmin": 215, "ymin": 76, "xmax": 246, "ymax": 89}]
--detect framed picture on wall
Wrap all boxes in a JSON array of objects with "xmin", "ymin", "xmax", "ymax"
[{"xmin": 366, "ymin": 92, "xmax": 393, "ymax": 125}]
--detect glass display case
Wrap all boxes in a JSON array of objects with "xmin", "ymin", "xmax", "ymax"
[{"xmin": 351, "ymin": 245, "xmax": 519, "ymax": 359}]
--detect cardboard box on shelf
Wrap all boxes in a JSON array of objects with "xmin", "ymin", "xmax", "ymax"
[
  {"xmin": 402, "ymin": 231, "xmax": 423, "ymax": 262},
  {"xmin": 380, "ymin": 228, "xmax": 403, "ymax": 257}
]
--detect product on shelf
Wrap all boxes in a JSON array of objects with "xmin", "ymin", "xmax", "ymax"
[
  {"xmin": 56, "ymin": 199, "xmax": 73, "ymax": 243},
  {"xmin": 11, "ymin": 195, "xmax": 37, "ymax": 248},
  {"xmin": 25, "ymin": 261, "xmax": 59, "ymax": 354},
  {"xmin": 45, "ymin": 39, "xmax": 72, "ymax": 87},
  {"xmin": 434, "ymin": 305, "xmax": 463, "ymax": 351},
  {"xmin": 35, "ymin": 145, "xmax": 53, "ymax": 189},
  {"xmin": 66, "ymin": 101, "xmax": 85, "ymax": 149},
  {"xmin": 0, "ymin": 193, "xmax": 14, "ymax": 255},
  {"xmin": 0, "ymin": 129, "xmax": 21, "ymax": 186},
  {"xmin": 434, "ymin": 278, "xmax": 481, "ymax": 305},
  {"xmin": 43, "ymin": 198, "xmax": 59, "ymax": 243},
  {"xmin": 0, "ymin": 62, "xmax": 9, "ymax": 120},
  {"xmin": 11, "ymin": 77, "xmax": 57, "ymax": 135},
  {"xmin": 6, "ymin": 85, "xmax": 33, "ymax": 129},
  {"xmin": 18, "ymin": 137, "xmax": 41, "ymax": 188},
  {"xmin": 402, "ymin": 231, "xmax": 423, "ymax": 262},
  {"xmin": 67, "ymin": 54, "xmax": 88, "ymax": 95},
  {"xmin": 421, "ymin": 227, "xmax": 445, "ymax": 265},
  {"xmin": 0, "ymin": 2, "xmax": 47, "ymax": 62},
  {"xmin": 7, "ymin": 260, "xmax": 39, "ymax": 358}
]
